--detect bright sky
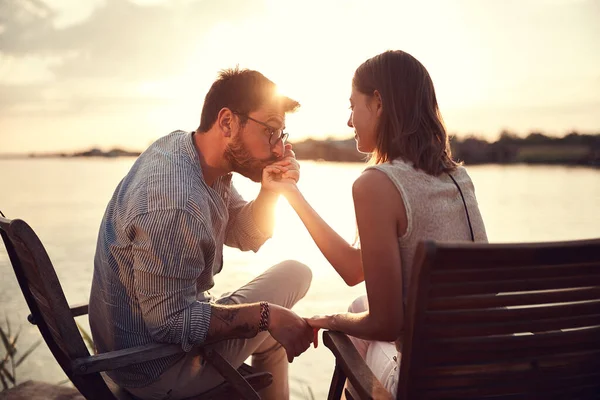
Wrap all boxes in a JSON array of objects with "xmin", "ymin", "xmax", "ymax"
[{"xmin": 0, "ymin": 0, "xmax": 598, "ymax": 153}]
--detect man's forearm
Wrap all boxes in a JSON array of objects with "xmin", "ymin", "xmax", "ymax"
[
  {"xmin": 251, "ymin": 188, "xmax": 279, "ymax": 234},
  {"xmin": 204, "ymin": 303, "xmax": 263, "ymax": 344}
]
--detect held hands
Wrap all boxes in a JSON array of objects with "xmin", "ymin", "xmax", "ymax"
[
  {"xmin": 304, "ymin": 314, "xmax": 336, "ymax": 349},
  {"xmin": 267, "ymin": 304, "xmax": 314, "ymax": 363},
  {"xmin": 261, "ymin": 144, "xmax": 300, "ymax": 195}
]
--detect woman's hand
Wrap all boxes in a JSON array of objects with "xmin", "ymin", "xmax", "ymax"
[
  {"xmin": 261, "ymin": 161, "xmax": 300, "ymax": 195},
  {"xmin": 305, "ymin": 314, "xmax": 334, "ymax": 330},
  {"xmin": 305, "ymin": 314, "xmax": 336, "ymax": 348}
]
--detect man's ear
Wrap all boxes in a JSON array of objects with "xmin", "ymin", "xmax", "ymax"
[
  {"xmin": 217, "ymin": 108, "xmax": 234, "ymax": 138},
  {"xmin": 373, "ymin": 90, "xmax": 383, "ymax": 118}
]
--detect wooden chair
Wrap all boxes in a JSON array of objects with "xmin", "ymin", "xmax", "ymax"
[
  {"xmin": 323, "ymin": 239, "xmax": 600, "ymax": 399},
  {"xmin": 0, "ymin": 215, "xmax": 272, "ymax": 400}
]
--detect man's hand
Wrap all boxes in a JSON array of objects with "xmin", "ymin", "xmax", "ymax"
[{"xmin": 268, "ymin": 304, "xmax": 314, "ymax": 362}]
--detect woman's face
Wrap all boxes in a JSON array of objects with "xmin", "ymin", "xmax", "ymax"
[{"xmin": 348, "ymin": 86, "xmax": 380, "ymax": 154}]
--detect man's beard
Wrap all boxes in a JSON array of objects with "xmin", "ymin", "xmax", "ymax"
[{"xmin": 224, "ymin": 133, "xmax": 276, "ymax": 183}]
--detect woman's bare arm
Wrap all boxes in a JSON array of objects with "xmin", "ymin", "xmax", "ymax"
[
  {"xmin": 307, "ymin": 169, "xmax": 406, "ymax": 341},
  {"xmin": 284, "ymin": 188, "xmax": 364, "ymax": 286}
]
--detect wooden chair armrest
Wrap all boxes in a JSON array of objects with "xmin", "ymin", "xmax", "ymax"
[
  {"xmin": 70, "ymin": 303, "xmax": 89, "ymax": 317},
  {"xmin": 323, "ymin": 331, "xmax": 393, "ymax": 400},
  {"xmin": 71, "ymin": 342, "xmax": 183, "ymax": 375}
]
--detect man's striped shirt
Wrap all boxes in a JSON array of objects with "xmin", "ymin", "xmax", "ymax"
[{"xmin": 89, "ymin": 131, "xmax": 271, "ymax": 387}]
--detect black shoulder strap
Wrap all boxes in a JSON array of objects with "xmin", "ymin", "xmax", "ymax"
[{"xmin": 447, "ymin": 173, "xmax": 475, "ymax": 242}]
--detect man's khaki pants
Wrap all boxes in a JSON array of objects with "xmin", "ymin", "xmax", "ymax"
[{"xmin": 125, "ymin": 260, "xmax": 312, "ymax": 400}]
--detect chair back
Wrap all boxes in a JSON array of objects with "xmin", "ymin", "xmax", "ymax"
[
  {"xmin": 399, "ymin": 239, "xmax": 600, "ymax": 399},
  {"xmin": 0, "ymin": 216, "xmax": 115, "ymax": 400}
]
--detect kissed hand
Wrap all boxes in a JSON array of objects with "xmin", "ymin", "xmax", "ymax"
[{"xmin": 261, "ymin": 144, "xmax": 300, "ymax": 194}]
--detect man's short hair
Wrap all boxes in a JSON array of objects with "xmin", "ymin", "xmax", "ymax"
[{"xmin": 197, "ymin": 67, "xmax": 300, "ymax": 133}]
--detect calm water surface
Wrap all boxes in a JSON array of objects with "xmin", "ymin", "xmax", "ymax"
[{"xmin": 1, "ymin": 159, "xmax": 599, "ymax": 398}]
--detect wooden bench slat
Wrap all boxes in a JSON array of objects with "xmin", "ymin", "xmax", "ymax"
[
  {"xmin": 423, "ymin": 336, "xmax": 600, "ymax": 365},
  {"xmin": 428, "ymin": 287, "xmax": 600, "ymax": 310},
  {"xmin": 418, "ymin": 349, "xmax": 600, "ymax": 377},
  {"xmin": 430, "ymin": 275, "xmax": 600, "ymax": 297},
  {"xmin": 419, "ymin": 377, "xmax": 600, "ymax": 399},
  {"xmin": 424, "ymin": 314, "xmax": 600, "ymax": 338},
  {"xmin": 427, "ymin": 325, "xmax": 600, "ymax": 351},
  {"xmin": 425, "ymin": 300, "xmax": 600, "ymax": 324},
  {"xmin": 416, "ymin": 370, "xmax": 600, "ymax": 391},
  {"xmin": 430, "ymin": 262, "xmax": 600, "ymax": 283}
]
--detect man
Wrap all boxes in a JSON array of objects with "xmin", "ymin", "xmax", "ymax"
[{"xmin": 89, "ymin": 68, "xmax": 314, "ymax": 400}]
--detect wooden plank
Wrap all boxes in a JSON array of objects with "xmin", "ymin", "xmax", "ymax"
[
  {"xmin": 201, "ymin": 347, "xmax": 261, "ymax": 400},
  {"xmin": 12, "ymin": 220, "xmax": 91, "ymax": 359},
  {"xmin": 416, "ymin": 370, "xmax": 600, "ymax": 391},
  {"xmin": 327, "ymin": 364, "xmax": 346, "ymax": 400},
  {"xmin": 428, "ymin": 326, "xmax": 600, "ymax": 353},
  {"xmin": 72, "ymin": 342, "xmax": 183, "ymax": 374},
  {"xmin": 419, "ymin": 385, "xmax": 600, "ymax": 399},
  {"xmin": 423, "ymin": 336, "xmax": 600, "ymax": 365},
  {"xmin": 418, "ymin": 373, "xmax": 600, "ymax": 399},
  {"xmin": 323, "ymin": 331, "xmax": 393, "ymax": 400},
  {"xmin": 69, "ymin": 304, "xmax": 89, "ymax": 318},
  {"xmin": 430, "ymin": 262, "xmax": 600, "ymax": 283},
  {"xmin": 430, "ymin": 275, "xmax": 600, "ymax": 297},
  {"xmin": 419, "ymin": 350, "xmax": 600, "ymax": 377},
  {"xmin": 425, "ymin": 301, "xmax": 600, "ymax": 324},
  {"xmin": 29, "ymin": 285, "xmax": 63, "ymax": 341},
  {"xmin": 424, "ymin": 314, "xmax": 600, "ymax": 338},
  {"xmin": 430, "ymin": 240, "xmax": 600, "ymax": 270},
  {"xmin": 428, "ymin": 287, "xmax": 600, "ymax": 310}
]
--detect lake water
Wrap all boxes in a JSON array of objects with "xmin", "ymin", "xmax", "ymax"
[{"xmin": 1, "ymin": 159, "xmax": 599, "ymax": 398}]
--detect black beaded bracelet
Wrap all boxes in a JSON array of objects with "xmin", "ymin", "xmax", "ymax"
[{"xmin": 258, "ymin": 301, "xmax": 270, "ymax": 332}]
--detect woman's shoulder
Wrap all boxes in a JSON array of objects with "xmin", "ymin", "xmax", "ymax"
[
  {"xmin": 353, "ymin": 167, "xmax": 396, "ymax": 195},
  {"xmin": 364, "ymin": 159, "xmax": 436, "ymax": 184}
]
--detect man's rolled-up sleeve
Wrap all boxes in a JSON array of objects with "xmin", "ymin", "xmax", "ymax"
[
  {"xmin": 131, "ymin": 209, "xmax": 213, "ymax": 352},
  {"xmin": 224, "ymin": 185, "xmax": 272, "ymax": 252}
]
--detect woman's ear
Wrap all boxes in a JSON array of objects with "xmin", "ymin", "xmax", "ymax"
[{"xmin": 373, "ymin": 90, "xmax": 383, "ymax": 118}]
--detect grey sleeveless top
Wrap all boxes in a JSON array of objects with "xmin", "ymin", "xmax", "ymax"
[{"xmin": 365, "ymin": 159, "xmax": 488, "ymax": 301}]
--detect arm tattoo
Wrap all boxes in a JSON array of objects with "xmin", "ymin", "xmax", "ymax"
[
  {"xmin": 213, "ymin": 307, "xmax": 240, "ymax": 325},
  {"xmin": 206, "ymin": 304, "xmax": 260, "ymax": 342}
]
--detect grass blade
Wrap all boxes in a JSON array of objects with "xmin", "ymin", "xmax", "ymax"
[
  {"xmin": 0, "ymin": 363, "xmax": 15, "ymax": 385},
  {"xmin": 76, "ymin": 322, "xmax": 95, "ymax": 352},
  {"xmin": 15, "ymin": 339, "xmax": 42, "ymax": 367},
  {"xmin": 4, "ymin": 316, "xmax": 10, "ymax": 338},
  {"xmin": 0, "ymin": 326, "xmax": 10, "ymax": 352},
  {"xmin": 10, "ymin": 327, "xmax": 22, "ymax": 349},
  {"xmin": 0, "ymin": 369, "xmax": 8, "ymax": 390},
  {"xmin": 0, "ymin": 326, "xmax": 13, "ymax": 356}
]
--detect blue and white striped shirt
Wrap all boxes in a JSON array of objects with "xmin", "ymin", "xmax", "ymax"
[{"xmin": 89, "ymin": 131, "xmax": 271, "ymax": 387}]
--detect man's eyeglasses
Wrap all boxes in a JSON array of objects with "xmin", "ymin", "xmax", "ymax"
[{"xmin": 233, "ymin": 112, "xmax": 289, "ymax": 146}]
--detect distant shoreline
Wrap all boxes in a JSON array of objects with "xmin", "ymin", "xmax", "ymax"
[{"xmin": 1, "ymin": 131, "xmax": 599, "ymax": 168}]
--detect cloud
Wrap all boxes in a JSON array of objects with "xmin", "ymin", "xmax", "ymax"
[{"xmin": 0, "ymin": 0, "xmax": 266, "ymax": 115}]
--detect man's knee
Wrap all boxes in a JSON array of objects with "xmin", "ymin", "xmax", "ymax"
[{"xmin": 271, "ymin": 260, "xmax": 312, "ymax": 305}]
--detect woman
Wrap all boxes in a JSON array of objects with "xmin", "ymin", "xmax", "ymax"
[{"xmin": 271, "ymin": 50, "xmax": 488, "ymax": 396}]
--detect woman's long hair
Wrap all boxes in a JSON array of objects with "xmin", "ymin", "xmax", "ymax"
[{"xmin": 353, "ymin": 50, "xmax": 459, "ymax": 176}]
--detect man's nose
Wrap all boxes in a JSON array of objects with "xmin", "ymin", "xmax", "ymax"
[{"xmin": 347, "ymin": 115, "xmax": 353, "ymax": 128}]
